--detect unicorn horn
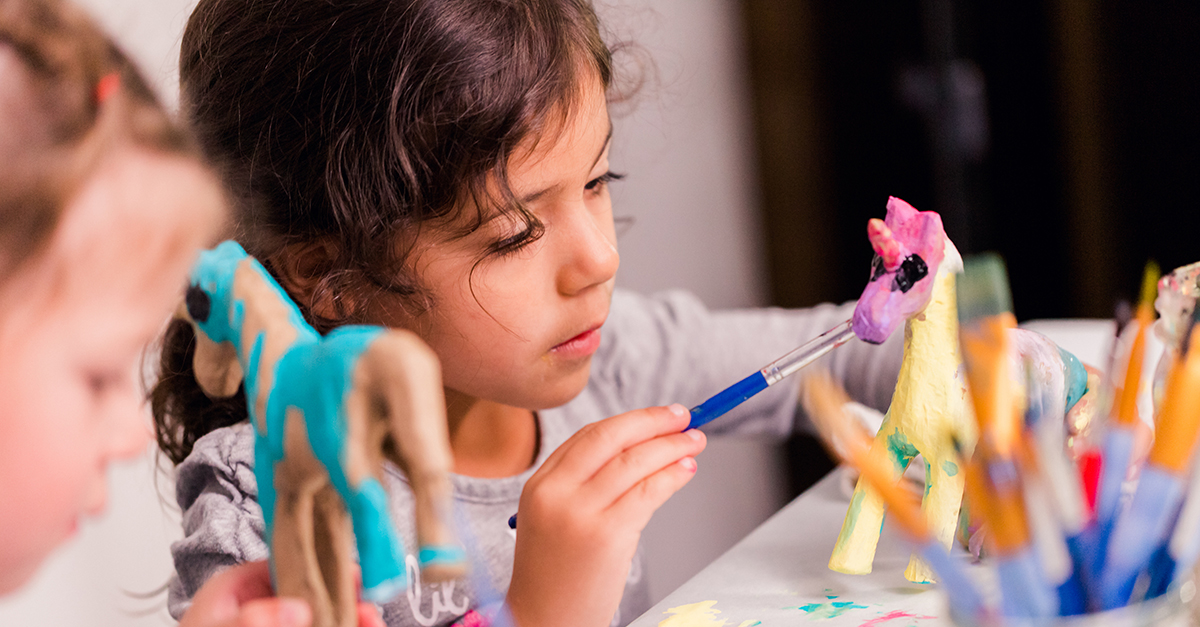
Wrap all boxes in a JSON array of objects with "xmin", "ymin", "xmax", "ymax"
[{"xmin": 868, "ymin": 218, "xmax": 902, "ymax": 270}]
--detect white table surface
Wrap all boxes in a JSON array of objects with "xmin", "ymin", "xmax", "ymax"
[
  {"xmin": 628, "ymin": 319, "xmax": 1135, "ymax": 627},
  {"xmin": 628, "ymin": 466, "xmax": 973, "ymax": 627}
]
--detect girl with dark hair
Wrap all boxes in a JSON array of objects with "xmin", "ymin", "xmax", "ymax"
[{"xmin": 153, "ymin": 1, "xmax": 905, "ymax": 626}]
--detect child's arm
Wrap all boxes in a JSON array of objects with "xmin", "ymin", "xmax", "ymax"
[
  {"xmin": 179, "ymin": 560, "xmax": 386, "ymax": 627},
  {"xmin": 506, "ymin": 404, "xmax": 706, "ymax": 627},
  {"xmin": 595, "ymin": 290, "xmax": 904, "ymax": 436}
]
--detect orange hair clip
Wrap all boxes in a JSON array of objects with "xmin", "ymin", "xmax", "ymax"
[{"xmin": 95, "ymin": 72, "xmax": 120, "ymax": 104}]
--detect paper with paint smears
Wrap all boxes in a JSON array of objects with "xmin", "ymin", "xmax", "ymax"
[{"xmin": 657, "ymin": 601, "xmax": 760, "ymax": 627}]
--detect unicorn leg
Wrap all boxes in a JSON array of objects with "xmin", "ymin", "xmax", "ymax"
[
  {"xmin": 830, "ymin": 421, "xmax": 919, "ymax": 575},
  {"xmin": 274, "ymin": 411, "xmax": 352, "ymax": 627},
  {"xmin": 367, "ymin": 332, "xmax": 465, "ymax": 580},
  {"xmin": 830, "ymin": 477, "xmax": 888, "ymax": 574},
  {"xmin": 344, "ymin": 477, "xmax": 406, "ymax": 600},
  {"xmin": 307, "ymin": 409, "xmax": 407, "ymax": 601},
  {"xmin": 905, "ymin": 456, "xmax": 966, "ymax": 583},
  {"xmin": 312, "ymin": 484, "xmax": 357, "ymax": 627}
]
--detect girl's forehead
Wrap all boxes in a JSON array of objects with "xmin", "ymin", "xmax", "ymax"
[
  {"xmin": 512, "ymin": 79, "xmax": 610, "ymax": 166},
  {"xmin": 23, "ymin": 150, "xmax": 224, "ymax": 310}
]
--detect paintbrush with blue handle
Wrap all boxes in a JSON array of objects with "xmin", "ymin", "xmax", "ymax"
[
  {"xmin": 1083, "ymin": 263, "xmax": 1160, "ymax": 587},
  {"xmin": 957, "ymin": 253, "xmax": 1058, "ymax": 620},
  {"xmin": 687, "ymin": 319, "xmax": 856, "ymax": 430},
  {"xmin": 1099, "ymin": 300, "xmax": 1200, "ymax": 609}
]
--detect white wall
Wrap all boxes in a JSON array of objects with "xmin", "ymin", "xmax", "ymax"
[{"xmin": 0, "ymin": 1, "xmax": 787, "ymax": 623}]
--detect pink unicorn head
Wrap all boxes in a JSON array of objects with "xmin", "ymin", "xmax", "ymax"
[{"xmin": 852, "ymin": 197, "xmax": 947, "ymax": 344}]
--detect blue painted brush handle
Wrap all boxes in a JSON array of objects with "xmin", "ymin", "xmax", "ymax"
[
  {"xmin": 1096, "ymin": 428, "xmax": 1136, "ymax": 532},
  {"xmin": 1057, "ymin": 534, "xmax": 1090, "ymax": 616},
  {"xmin": 996, "ymin": 550, "xmax": 1058, "ymax": 619},
  {"xmin": 916, "ymin": 540, "xmax": 987, "ymax": 619},
  {"xmin": 1098, "ymin": 466, "xmax": 1184, "ymax": 610},
  {"xmin": 687, "ymin": 372, "xmax": 768, "ymax": 430}
]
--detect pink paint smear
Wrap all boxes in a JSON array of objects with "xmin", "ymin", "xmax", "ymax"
[{"xmin": 856, "ymin": 610, "xmax": 936, "ymax": 627}]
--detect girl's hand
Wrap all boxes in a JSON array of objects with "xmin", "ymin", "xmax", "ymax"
[
  {"xmin": 179, "ymin": 561, "xmax": 386, "ymax": 627},
  {"xmin": 507, "ymin": 404, "xmax": 706, "ymax": 627}
]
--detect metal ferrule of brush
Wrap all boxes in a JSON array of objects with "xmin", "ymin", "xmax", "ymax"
[{"xmin": 761, "ymin": 320, "xmax": 856, "ymax": 385}]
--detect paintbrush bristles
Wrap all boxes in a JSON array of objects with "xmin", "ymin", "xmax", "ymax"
[
  {"xmin": 801, "ymin": 371, "xmax": 870, "ymax": 461},
  {"xmin": 957, "ymin": 253, "xmax": 1013, "ymax": 324},
  {"xmin": 1138, "ymin": 261, "xmax": 1161, "ymax": 310}
]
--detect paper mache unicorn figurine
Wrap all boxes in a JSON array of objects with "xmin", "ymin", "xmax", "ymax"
[
  {"xmin": 179, "ymin": 240, "xmax": 465, "ymax": 627},
  {"xmin": 830, "ymin": 197, "xmax": 1092, "ymax": 583}
]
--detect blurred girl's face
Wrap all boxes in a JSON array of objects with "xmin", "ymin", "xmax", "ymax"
[{"xmin": 0, "ymin": 148, "xmax": 222, "ymax": 594}]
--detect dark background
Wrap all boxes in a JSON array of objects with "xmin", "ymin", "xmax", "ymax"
[{"xmin": 736, "ymin": 1, "xmax": 1200, "ymax": 495}]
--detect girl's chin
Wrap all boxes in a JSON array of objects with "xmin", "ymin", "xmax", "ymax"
[{"xmin": 525, "ymin": 366, "xmax": 593, "ymax": 410}]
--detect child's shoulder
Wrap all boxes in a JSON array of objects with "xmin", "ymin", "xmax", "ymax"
[{"xmin": 175, "ymin": 421, "xmax": 257, "ymax": 508}]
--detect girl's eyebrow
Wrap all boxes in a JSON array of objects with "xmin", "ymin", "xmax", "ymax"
[{"xmin": 518, "ymin": 122, "xmax": 613, "ymax": 204}]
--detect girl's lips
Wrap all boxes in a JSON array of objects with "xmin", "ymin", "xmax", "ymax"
[{"xmin": 550, "ymin": 327, "xmax": 601, "ymax": 359}]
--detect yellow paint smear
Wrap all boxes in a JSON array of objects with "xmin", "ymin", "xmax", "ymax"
[{"xmin": 658, "ymin": 601, "xmax": 759, "ymax": 627}]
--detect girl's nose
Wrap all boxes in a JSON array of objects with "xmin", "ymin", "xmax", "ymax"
[
  {"xmin": 557, "ymin": 205, "xmax": 619, "ymax": 296},
  {"xmin": 105, "ymin": 387, "xmax": 153, "ymax": 460},
  {"xmin": 110, "ymin": 415, "xmax": 152, "ymax": 460}
]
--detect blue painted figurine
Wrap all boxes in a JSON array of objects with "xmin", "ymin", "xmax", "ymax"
[{"xmin": 179, "ymin": 240, "xmax": 465, "ymax": 627}]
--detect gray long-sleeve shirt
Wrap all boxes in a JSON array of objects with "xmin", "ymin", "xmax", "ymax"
[{"xmin": 167, "ymin": 289, "xmax": 903, "ymax": 626}]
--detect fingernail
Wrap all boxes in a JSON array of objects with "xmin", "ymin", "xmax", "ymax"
[
  {"xmin": 679, "ymin": 457, "xmax": 697, "ymax": 473},
  {"xmin": 668, "ymin": 403, "xmax": 688, "ymax": 417},
  {"xmin": 686, "ymin": 429, "xmax": 704, "ymax": 442},
  {"xmin": 278, "ymin": 599, "xmax": 312, "ymax": 626}
]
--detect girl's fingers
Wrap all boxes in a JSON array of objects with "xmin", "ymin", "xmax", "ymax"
[
  {"xmin": 582, "ymin": 428, "xmax": 706, "ymax": 504},
  {"xmin": 539, "ymin": 404, "xmax": 691, "ymax": 481},
  {"xmin": 356, "ymin": 603, "xmax": 387, "ymax": 627},
  {"xmin": 231, "ymin": 599, "xmax": 312, "ymax": 627},
  {"xmin": 605, "ymin": 455, "xmax": 700, "ymax": 531},
  {"xmin": 179, "ymin": 560, "xmax": 312, "ymax": 627}
]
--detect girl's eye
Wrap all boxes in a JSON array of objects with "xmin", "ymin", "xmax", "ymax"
[
  {"xmin": 492, "ymin": 224, "xmax": 539, "ymax": 256},
  {"xmin": 85, "ymin": 370, "xmax": 124, "ymax": 399},
  {"xmin": 584, "ymin": 171, "xmax": 624, "ymax": 194}
]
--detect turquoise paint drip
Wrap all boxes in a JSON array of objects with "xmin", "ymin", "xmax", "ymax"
[
  {"xmin": 1059, "ymin": 346, "xmax": 1089, "ymax": 411},
  {"xmin": 185, "ymin": 241, "xmax": 464, "ymax": 600},
  {"xmin": 942, "ymin": 460, "xmax": 959, "ymax": 476},
  {"xmin": 886, "ymin": 431, "xmax": 919, "ymax": 474},
  {"xmin": 924, "ymin": 459, "xmax": 932, "ymax": 497},
  {"xmin": 798, "ymin": 603, "xmax": 822, "ymax": 613}
]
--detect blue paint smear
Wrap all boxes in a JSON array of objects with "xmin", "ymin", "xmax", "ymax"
[
  {"xmin": 1060, "ymin": 346, "xmax": 1089, "ymax": 411},
  {"xmin": 798, "ymin": 603, "xmax": 822, "ymax": 613},
  {"xmin": 887, "ymin": 431, "xmax": 920, "ymax": 473},
  {"xmin": 942, "ymin": 460, "xmax": 960, "ymax": 476},
  {"xmin": 829, "ymin": 601, "xmax": 869, "ymax": 617}
]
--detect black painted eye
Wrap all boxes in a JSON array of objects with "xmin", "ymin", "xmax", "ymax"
[
  {"xmin": 186, "ymin": 284, "xmax": 211, "ymax": 323},
  {"xmin": 892, "ymin": 254, "xmax": 929, "ymax": 293},
  {"xmin": 870, "ymin": 254, "xmax": 887, "ymax": 282}
]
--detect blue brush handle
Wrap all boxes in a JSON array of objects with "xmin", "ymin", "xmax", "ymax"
[
  {"xmin": 1057, "ymin": 534, "xmax": 1090, "ymax": 616},
  {"xmin": 687, "ymin": 320, "xmax": 855, "ymax": 431},
  {"xmin": 1098, "ymin": 466, "xmax": 1184, "ymax": 610},
  {"xmin": 916, "ymin": 539, "xmax": 987, "ymax": 619},
  {"xmin": 996, "ymin": 550, "xmax": 1058, "ymax": 619},
  {"xmin": 1096, "ymin": 428, "xmax": 1136, "ymax": 533},
  {"xmin": 687, "ymin": 372, "xmax": 768, "ymax": 430}
]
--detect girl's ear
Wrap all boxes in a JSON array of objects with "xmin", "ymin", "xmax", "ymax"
[{"xmin": 269, "ymin": 238, "xmax": 347, "ymax": 322}]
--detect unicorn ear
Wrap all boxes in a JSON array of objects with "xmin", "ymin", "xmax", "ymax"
[{"xmin": 867, "ymin": 218, "xmax": 903, "ymax": 271}]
